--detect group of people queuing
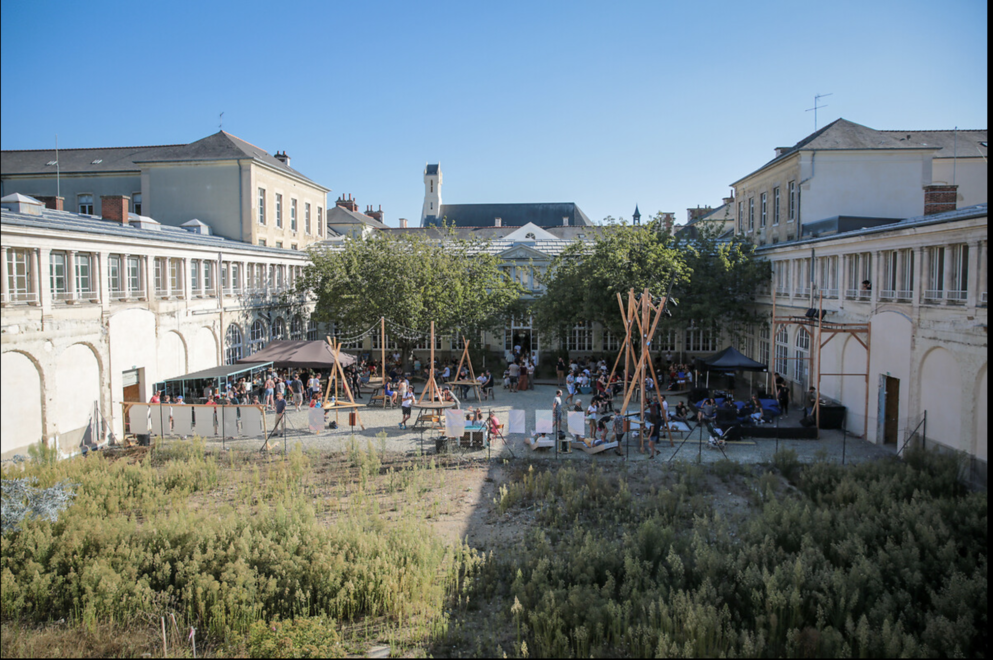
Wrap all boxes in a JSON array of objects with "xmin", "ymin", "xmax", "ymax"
[{"xmin": 503, "ymin": 353, "xmax": 536, "ymax": 392}]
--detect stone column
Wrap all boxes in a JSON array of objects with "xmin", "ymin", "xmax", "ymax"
[
  {"xmin": 66, "ymin": 250, "xmax": 77, "ymax": 302},
  {"xmin": 895, "ymin": 249, "xmax": 904, "ymax": 296},
  {"xmin": 31, "ymin": 249, "xmax": 42, "ymax": 307},
  {"xmin": 98, "ymin": 252, "xmax": 110, "ymax": 311},
  {"xmin": 942, "ymin": 244, "xmax": 954, "ymax": 303},
  {"xmin": 912, "ymin": 246, "xmax": 924, "ymax": 312},
  {"xmin": 182, "ymin": 258, "xmax": 192, "ymax": 301},
  {"xmin": 38, "ymin": 248, "xmax": 53, "ymax": 313},
  {"xmin": 966, "ymin": 242, "xmax": 981, "ymax": 308},
  {"xmin": 0, "ymin": 247, "xmax": 8, "ymax": 304},
  {"xmin": 979, "ymin": 241, "xmax": 988, "ymax": 307}
]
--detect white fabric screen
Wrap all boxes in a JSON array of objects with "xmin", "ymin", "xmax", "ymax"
[
  {"xmin": 172, "ymin": 406, "xmax": 193, "ymax": 437},
  {"xmin": 309, "ymin": 407, "xmax": 324, "ymax": 434},
  {"xmin": 508, "ymin": 409, "xmax": 526, "ymax": 435},
  {"xmin": 444, "ymin": 409, "xmax": 465, "ymax": 438},
  {"xmin": 568, "ymin": 411, "xmax": 585, "ymax": 437},
  {"xmin": 222, "ymin": 408, "xmax": 240, "ymax": 437},
  {"xmin": 534, "ymin": 410, "xmax": 553, "ymax": 434},
  {"xmin": 193, "ymin": 406, "xmax": 215, "ymax": 437},
  {"xmin": 128, "ymin": 404, "xmax": 150, "ymax": 434},
  {"xmin": 241, "ymin": 407, "xmax": 264, "ymax": 437}
]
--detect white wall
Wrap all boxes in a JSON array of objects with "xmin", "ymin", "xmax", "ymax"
[
  {"xmin": 868, "ymin": 311, "xmax": 914, "ymax": 443},
  {"xmin": 932, "ymin": 159, "xmax": 988, "ymax": 209},
  {"xmin": 54, "ymin": 343, "xmax": 101, "ymax": 451},
  {"xmin": 918, "ymin": 347, "xmax": 964, "ymax": 452},
  {"xmin": 1, "ymin": 351, "xmax": 43, "ymax": 456},
  {"xmin": 189, "ymin": 326, "xmax": 218, "ymax": 373},
  {"xmin": 800, "ymin": 151, "xmax": 930, "ymax": 224},
  {"xmin": 108, "ymin": 309, "xmax": 157, "ymax": 437}
]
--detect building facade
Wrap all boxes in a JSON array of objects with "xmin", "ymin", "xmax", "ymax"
[
  {"xmin": 1, "ymin": 194, "xmax": 314, "ymax": 459},
  {"xmin": 1, "ymin": 131, "xmax": 331, "ymax": 249}
]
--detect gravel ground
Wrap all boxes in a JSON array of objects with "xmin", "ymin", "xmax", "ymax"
[{"xmin": 209, "ymin": 382, "xmax": 895, "ymax": 468}]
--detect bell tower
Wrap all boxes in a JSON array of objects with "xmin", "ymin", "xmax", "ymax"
[
  {"xmin": 633, "ymin": 204, "xmax": 641, "ymax": 226},
  {"xmin": 421, "ymin": 163, "xmax": 442, "ymax": 225}
]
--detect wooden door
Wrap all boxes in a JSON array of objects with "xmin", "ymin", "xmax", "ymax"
[{"xmin": 883, "ymin": 376, "xmax": 900, "ymax": 445}]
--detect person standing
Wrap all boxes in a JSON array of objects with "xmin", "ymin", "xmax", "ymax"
[
  {"xmin": 264, "ymin": 376, "xmax": 275, "ymax": 410},
  {"xmin": 290, "ymin": 374, "xmax": 304, "ymax": 412},
  {"xmin": 565, "ymin": 370, "xmax": 576, "ymax": 403},
  {"xmin": 399, "ymin": 388, "xmax": 414, "ymax": 429},
  {"xmin": 527, "ymin": 360, "xmax": 536, "ymax": 390},
  {"xmin": 552, "ymin": 389, "xmax": 563, "ymax": 442},
  {"xmin": 777, "ymin": 383, "xmax": 790, "ymax": 415},
  {"xmin": 612, "ymin": 412, "xmax": 626, "ymax": 456},
  {"xmin": 307, "ymin": 373, "xmax": 321, "ymax": 403},
  {"xmin": 647, "ymin": 403, "xmax": 662, "ymax": 459},
  {"xmin": 508, "ymin": 361, "xmax": 521, "ymax": 392},
  {"xmin": 805, "ymin": 387, "xmax": 818, "ymax": 418},
  {"xmin": 556, "ymin": 357, "xmax": 566, "ymax": 386}
]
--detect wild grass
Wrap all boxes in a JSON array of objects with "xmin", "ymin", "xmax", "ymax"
[
  {"xmin": 1, "ymin": 438, "xmax": 479, "ymax": 656},
  {"xmin": 440, "ymin": 449, "xmax": 987, "ymax": 658}
]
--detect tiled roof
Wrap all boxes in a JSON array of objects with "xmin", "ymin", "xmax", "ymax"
[
  {"xmin": 423, "ymin": 202, "xmax": 593, "ymax": 228},
  {"xmin": 2, "ymin": 131, "xmax": 328, "ymax": 190},
  {"xmin": 1, "ymin": 205, "xmax": 307, "ymax": 257}
]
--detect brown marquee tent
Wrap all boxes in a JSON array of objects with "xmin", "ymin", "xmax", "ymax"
[{"xmin": 237, "ymin": 340, "xmax": 356, "ymax": 370}]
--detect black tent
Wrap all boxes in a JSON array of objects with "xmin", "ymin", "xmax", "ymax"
[{"xmin": 695, "ymin": 346, "xmax": 767, "ymax": 372}]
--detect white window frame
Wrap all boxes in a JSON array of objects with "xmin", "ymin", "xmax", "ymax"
[
  {"xmin": 760, "ymin": 192, "xmax": 767, "ymax": 228},
  {"xmin": 275, "ymin": 193, "xmax": 283, "ymax": 228},
  {"xmin": 77, "ymin": 193, "xmax": 94, "ymax": 215},
  {"xmin": 258, "ymin": 188, "xmax": 266, "ymax": 225},
  {"xmin": 773, "ymin": 187, "xmax": 781, "ymax": 225},
  {"xmin": 225, "ymin": 324, "xmax": 243, "ymax": 364},
  {"xmin": 290, "ymin": 198, "xmax": 298, "ymax": 232}
]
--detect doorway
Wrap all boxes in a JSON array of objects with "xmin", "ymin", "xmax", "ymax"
[
  {"xmin": 123, "ymin": 369, "xmax": 141, "ymax": 403},
  {"xmin": 883, "ymin": 376, "xmax": 900, "ymax": 445}
]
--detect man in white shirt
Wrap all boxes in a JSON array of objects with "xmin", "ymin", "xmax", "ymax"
[
  {"xmin": 565, "ymin": 371, "xmax": 576, "ymax": 402},
  {"xmin": 508, "ymin": 362, "xmax": 521, "ymax": 392}
]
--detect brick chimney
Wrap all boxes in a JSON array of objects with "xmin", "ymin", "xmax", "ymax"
[
  {"xmin": 722, "ymin": 195, "xmax": 734, "ymax": 206},
  {"xmin": 35, "ymin": 195, "xmax": 64, "ymax": 211},
  {"xmin": 924, "ymin": 184, "xmax": 958, "ymax": 215},
  {"xmin": 101, "ymin": 195, "xmax": 130, "ymax": 225},
  {"xmin": 398, "ymin": 218, "xmax": 408, "ymax": 228},
  {"xmin": 367, "ymin": 205, "xmax": 384, "ymax": 223},
  {"xmin": 494, "ymin": 217, "xmax": 502, "ymax": 227},
  {"xmin": 686, "ymin": 206, "xmax": 713, "ymax": 223},
  {"xmin": 274, "ymin": 151, "xmax": 291, "ymax": 167},
  {"xmin": 661, "ymin": 212, "xmax": 675, "ymax": 231},
  {"xmin": 336, "ymin": 194, "xmax": 358, "ymax": 212}
]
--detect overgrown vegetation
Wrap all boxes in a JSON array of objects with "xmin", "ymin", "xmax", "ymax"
[
  {"xmin": 1, "ymin": 441, "xmax": 985, "ymax": 658},
  {"xmin": 439, "ymin": 449, "xmax": 986, "ymax": 657}
]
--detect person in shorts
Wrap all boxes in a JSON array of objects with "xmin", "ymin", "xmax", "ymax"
[
  {"xmin": 290, "ymin": 375, "xmax": 304, "ymax": 411},
  {"xmin": 399, "ymin": 389, "xmax": 414, "ymax": 429},
  {"xmin": 612, "ymin": 412, "xmax": 626, "ymax": 456},
  {"xmin": 508, "ymin": 361, "xmax": 520, "ymax": 392}
]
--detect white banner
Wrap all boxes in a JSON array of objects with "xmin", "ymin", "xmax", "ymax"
[
  {"xmin": 241, "ymin": 407, "xmax": 264, "ymax": 437},
  {"xmin": 308, "ymin": 407, "xmax": 325, "ymax": 434},
  {"xmin": 222, "ymin": 408, "xmax": 240, "ymax": 437},
  {"xmin": 172, "ymin": 406, "xmax": 194, "ymax": 437},
  {"xmin": 508, "ymin": 409, "xmax": 526, "ymax": 435},
  {"xmin": 150, "ymin": 405, "xmax": 166, "ymax": 436},
  {"xmin": 568, "ymin": 411, "xmax": 585, "ymax": 437},
  {"xmin": 193, "ymin": 406, "xmax": 216, "ymax": 437},
  {"xmin": 444, "ymin": 409, "xmax": 465, "ymax": 438},
  {"xmin": 128, "ymin": 404, "xmax": 150, "ymax": 435},
  {"xmin": 534, "ymin": 410, "xmax": 553, "ymax": 434}
]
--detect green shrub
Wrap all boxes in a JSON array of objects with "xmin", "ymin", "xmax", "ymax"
[{"xmin": 247, "ymin": 617, "xmax": 345, "ymax": 658}]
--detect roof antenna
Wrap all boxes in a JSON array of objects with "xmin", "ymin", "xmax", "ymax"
[
  {"xmin": 805, "ymin": 93, "xmax": 832, "ymax": 131},
  {"xmin": 55, "ymin": 134, "xmax": 60, "ymax": 200},
  {"xmin": 219, "ymin": 111, "xmax": 224, "ymax": 131}
]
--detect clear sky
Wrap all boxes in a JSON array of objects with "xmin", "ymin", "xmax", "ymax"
[{"xmin": 1, "ymin": 0, "xmax": 987, "ymax": 227}]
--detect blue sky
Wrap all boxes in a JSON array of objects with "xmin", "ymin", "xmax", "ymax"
[{"xmin": 1, "ymin": 0, "xmax": 987, "ymax": 227}]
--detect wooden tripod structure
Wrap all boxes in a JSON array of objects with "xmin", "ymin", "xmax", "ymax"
[
  {"xmin": 417, "ymin": 322, "xmax": 443, "ymax": 405},
  {"xmin": 448, "ymin": 335, "xmax": 483, "ymax": 402},
  {"xmin": 321, "ymin": 337, "xmax": 365, "ymax": 430},
  {"xmin": 607, "ymin": 288, "xmax": 675, "ymax": 449}
]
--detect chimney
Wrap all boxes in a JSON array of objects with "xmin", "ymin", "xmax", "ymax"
[
  {"xmin": 494, "ymin": 217, "xmax": 502, "ymax": 227},
  {"xmin": 101, "ymin": 195, "xmax": 130, "ymax": 225},
  {"xmin": 367, "ymin": 205, "xmax": 384, "ymax": 223},
  {"xmin": 661, "ymin": 212, "xmax": 675, "ymax": 231},
  {"xmin": 399, "ymin": 218, "xmax": 408, "ymax": 228},
  {"xmin": 336, "ymin": 194, "xmax": 358, "ymax": 212},
  {"xmin": 722, "ymin": 195, "xmax": 734, "ymax": 206},
  {"xmin": 274, "ymin": 151, "xmax": 291, "ymax": 167},
  {"xmin": 923, "ymin": 184, "xmax": 958, "ymax": 215},
  {"xmin": 774, "ymin": 147, "xmax": 789, "ymax": 157},
  {"xmin": 35, "ymin": 195, "xmax": 64, "ymax": 211}
]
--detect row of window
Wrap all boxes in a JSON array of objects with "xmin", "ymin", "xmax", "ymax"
[
  {"xmin": 739, "ymin": 181, "xmax": 797, "ymax": 233},
  {"xmin": 225, "ymin": 317, "xmax": 319, "ymax": 364},
  {"xmin": 771, "ymin": 242, "xmax": 985, "ymax": 304},
  {"xmin": 2, "ymin": 248, "xmax": 305, "ymax": 304},
  {"xmin": 257, "ymin": 188, "xmax": 323, "ymax": 237}
]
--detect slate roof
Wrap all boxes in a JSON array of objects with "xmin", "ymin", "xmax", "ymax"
[
  {"xmin": 731, "ymin": 118, "xmax": 950, "ymax": 185},
  {"xmin": 425, "ymin": 164, "xmax": 439, "ymax": 175},
  {"xmin": 878, "ymin": 129, "xmax": 987, "ymax": 159},
  {"xmin": 1, "ymin": 203, "xmax": 308, "ymax": 257},
  {"xmin": 326, "ymin": 204, "xmax": 389, "ymax": 229},
  {"xmin": 2, "ymin": 131, "xmax": 328, "ymax": 190},
  {"xmin": 423, "ymin": 202, "xmax": 593, "ymax": 228}
]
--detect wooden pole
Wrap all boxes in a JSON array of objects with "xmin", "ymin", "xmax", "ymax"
[
  {"xmin": 770, "ymin": 286, "xmax": 777, "ymax": 395},
  {"xmin": 381, "ymin": 315, "xmax": 386, "ymax": 377},
  {"xmin": 863, "ymin": 322, "xmax": 871, "ymax": 440},
  {"xmin": 815, "ymin": 292, "xmax": 822, "ymax": 439}
]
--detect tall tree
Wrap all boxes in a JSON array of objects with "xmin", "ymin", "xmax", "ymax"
[
  {"xmin": 299, "ymin": 229, "xmax": 522, "ymax": 365},
  {"xmin": 532, "ymin": 220, "xmax": 685, "ymax": 345}
]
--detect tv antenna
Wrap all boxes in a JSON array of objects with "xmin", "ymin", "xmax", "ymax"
[
  {"xmin": 805, "ymin": 93, "xmax": 832, "ymax": 131},
  {"xmin": 219, "ymin": 111, "xmax": 224, "ymax": 131}
]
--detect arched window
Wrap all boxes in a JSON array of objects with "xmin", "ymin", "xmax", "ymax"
[
  {"xmin": 307, "ymin": 319, "xmax": 319, "ymax": 341},
  {"xmin": 794, "ymin": 327, "xmax": 810, "ymax": 389},
  {"xmin": 774, "ymin": 326, "xmax": 789, "ymax": 376},
  {"xmin": 225, "ymin": 324, "xmax": 243, "ymax": 365},
  {"xmin": 290, "ymin": 315, "xmax": 304, "ymax": 340},
  {"xmin": 525, "ymin": 232, "xmax": 536, "ymax": 239},
  {"xmin": 272, "ymin": 317, "xmax": 286, "ymax": 341},
  {"xmin": 249, "ymin": 319, "xmax": 268, "ymax": 354}
]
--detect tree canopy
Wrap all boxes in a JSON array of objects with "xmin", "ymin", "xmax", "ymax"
[
  {"xmin": 299, "ymin": 230, "xmax": 522, "ymax": 359},
  {"xmin": 532, "ymin": 214, "xmax": 770, "ymax": 347}
]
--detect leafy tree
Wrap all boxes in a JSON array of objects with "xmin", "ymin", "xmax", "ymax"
[
  {"xmin": 532, "ymin": 218, "xmax": 685, "ymax": 346},
  {"xmin": 299, "ymin": 228, "xmax": 522, "ymax": 366},
  {"xmin": 533, "ymin": 213, "xmax": 770, "ymax": 351}
]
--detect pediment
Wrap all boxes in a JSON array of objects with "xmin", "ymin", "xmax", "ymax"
[{"xmin": 502, "ymin": 222, "xmax": 557, "ymax": 242}]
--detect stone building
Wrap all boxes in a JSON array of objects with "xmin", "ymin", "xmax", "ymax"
[
  {"xmin": 1, "ymin": 193, "xmax": 313, "ymax": 459},
  {"xmin": 1, "ymin": 131, "xmax": 331, "ymax": 249}
]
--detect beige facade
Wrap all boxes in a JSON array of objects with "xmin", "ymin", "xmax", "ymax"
[
  {"xmin": 1, "ymin": 195, "xmax": 313, "ymax": 459},
  {"xmin": 250, "ymin": 162, "xmax": 328, "ymax": 249},
  {"xmin": 738, "ymin": 205, "xmax": 987, "ymax": 480}
]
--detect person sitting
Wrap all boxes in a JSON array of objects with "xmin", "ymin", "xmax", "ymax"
[
  {"xmin": 488, "ymin": 411, "xmax": 502, "ymax": 437},
  {"xmin": 744, "ymin": 395, "xmax": 765, "ymax": 424},
  {"xmin": 697, "ymin": 398, "xmax": 717, "ymax": 424},
  {"xmin": 673, "ymin": 401, "xmax": 690, "ymax": 422}
]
